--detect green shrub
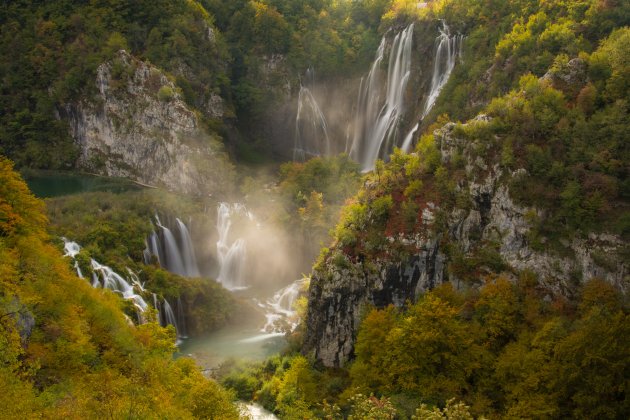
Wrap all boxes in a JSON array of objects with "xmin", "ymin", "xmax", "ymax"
[{"xmin": 157, "ymin": 85, "xmax": 175, "ymax": 101}]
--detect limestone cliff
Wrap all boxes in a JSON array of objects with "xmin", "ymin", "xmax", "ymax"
[
  {"xmin": 62, "ymin": 50, "xmax": 234, "ymax": 196},
  {"xmin": 304, "ymin": 115, "xmax": 628, "ymax": 368}
]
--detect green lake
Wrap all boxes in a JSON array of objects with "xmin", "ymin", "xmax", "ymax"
[{"xmin": 24, "ymin": 171, "xmax": 142, "ymax": 198}]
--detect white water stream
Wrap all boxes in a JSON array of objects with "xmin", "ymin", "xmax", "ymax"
[{"xmin": 292, "ymin": 21, "xmax": 463, "ymax": 168}]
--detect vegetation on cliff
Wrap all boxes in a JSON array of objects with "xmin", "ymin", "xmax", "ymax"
[
  {"xmin": 0, "ymin": 0, "xmax": 397, "ymax": 168},
  {"xmin": 220, "ymin": 277, "xmax": 628, "ymax": 418},
  {"xmin": 316, "ymin": 6, "xmax": 629, "ymax": 282},
  {"xmin": 1, "ymin": 0, "xmax": 230, "ymax": 169},
  {"xmin": 0, "ymin": 157, "xmax": 239, "ymax": 418},
  {"xmin": 0, "ymin": 0, "xmax": 628, "ymax": 418},
  {"xmin": 44, "ymin": 190, "xmax": 246, "ymax": 335}
]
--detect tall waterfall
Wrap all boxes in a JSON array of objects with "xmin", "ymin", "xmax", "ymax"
[
  {"xmin": 421, "ymin": 21, "xmax": 463, "ymax": 118},
  {"xmin": 293, "ymin": 70, "xmax": 331, "ymax": 160},
  {"xmin": 288, "ymin": 22, "xmax": 463, "ymax": 166},
  {"xmin": 145, "ymin": 231, "xmax": 162, "ymax": 266},
  {"xmin": 144, "ymin": 216, "xmax": 200, "ymax": 277},
  {"xmin": 349, "ymin": 24, "xmax": 415, "ymax": 171},
  {"xmin": 175, "ymin": 218, "xmax": 200, "ymax": 277},
  {"xmin": 216, "ymin": 203, "xmax": 248, "ymax": 290},
  {"xmin": 158, "ymin": 223, "xmax": 186, "ymax": 276}
]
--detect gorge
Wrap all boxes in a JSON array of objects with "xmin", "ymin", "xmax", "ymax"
[{"xmin": 1, "ymin": 1, "xmax": 628, "ymax": 419}]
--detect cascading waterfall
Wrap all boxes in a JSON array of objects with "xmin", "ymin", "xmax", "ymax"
[
  {"xmin": 74, "ymin": 261, "xmax": 84, "ymax": 279},
  {"xmin": 421, "ymin": 21, "xmax": 463, "ymax": 118},
  {"xmin": 401, "ymin": 123, "xmax": 419, "ymax": 153},
  {"xmin": 290, "ymin": 22, "xmax": 463, "ymax": 165},
  {"xmin": 144, "ymin": 216, "xmax": 200, "ymax": 277},
  {"xmin": 91, "ymin": 272, "xmax": 101, "ymax": 288},
  {"xmin": 399, "ymin": 21, "xmax": 463, "ymax": 153},
  {"xmin": 349, "ymin": 24, "xmax": 415, "ymax": 171},
  {"xmin": 175, "ymin": 218, "xmax": 200, "ymax": 277},
  {"xmin": 64, "ymin": 238, "xmax": 149, "ymax": 312},
  {"xmin": 144, "ymin": 230, "xmax": 162, "ymax": 266},
  {"xmin": 91, "ymin": 259, "xmax": 148, "ymax": 312},
  {"xmin": 239, "ymin": 279, "xmax": 304, "ymax": 343},
  {"xmin": 293, "ymin": 82, "xmax": 331, "ymax": 161},
  {"xmin": 157, "ymin": 222, "xmax": 186, "ymax": 276},
  {"xmin": 162, "ymin": 299, "xmax": 179, "ymax": 337},
  {"xmin": 258, "ymin": 278, "xmax": 306, "ymax": 335},
  {"xmin": 63, "ymin": 239, "xmax": 81, "ymax": 258},
  {"xmin": 63, "ymin": 238, "xmax": 190, "ymax": 345},
  {"xmin": 216, "ymin": 203, "xmax": 248, "ymax": 290}
]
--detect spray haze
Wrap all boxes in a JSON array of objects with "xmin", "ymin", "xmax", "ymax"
[{"xmin": 289, "ymin": 22, "xmax": 463, "ymax": 170}]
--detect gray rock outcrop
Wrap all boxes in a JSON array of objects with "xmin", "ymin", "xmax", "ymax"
[
  {"xmin": 62, "ymin": 50, "xmax": 234, "ymax": 195},
  {"xmin": 304, "ymin": 116, "xmax": 627, "ymax": 368}
]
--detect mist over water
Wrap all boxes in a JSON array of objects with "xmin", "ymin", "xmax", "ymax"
[
  {"xmin": 178, "ymin": 23, "xmax": 467, "ymax": 363},
  {"xmin": 216, "ymin": 203, "xmax": 249, "ymax": 290},
  {"xmin": 294, "ymin": 68, "xmax": 332, "ymax": 161},
  {"xmin": 64, "ymin": 20, "xmax": 467, "ymax": 371},
  {"xmin": 153, "ymin": 200, "xmax": 314, "ymax": 366},
  {"xmin": 290, "ymin": 21, "xmax": 463, "ymax": 171},
  {"xmin": 139, "ymin": 197, "xmax": 314, "ymax": 366}
]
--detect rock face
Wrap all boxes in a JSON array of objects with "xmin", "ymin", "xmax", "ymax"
[
  {"xmin": 304, "ymin": 237, "xmax": 446, "ymax": 367},
  {"xmin": 304, "ymin": 115, "xmax": 628, "ymax": 368},
  {"xmin": 63, "ymin": 50, "xmax": 233, "ymax": 195}
]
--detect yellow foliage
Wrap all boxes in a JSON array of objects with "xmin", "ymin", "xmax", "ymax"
[{"xmin": 0, "ymin": 156, "xmax": 238, "ymax": 418}]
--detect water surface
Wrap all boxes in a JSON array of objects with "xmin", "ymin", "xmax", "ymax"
[
  {"xmin": 178, "ymin": 325, "xmax": 287, "ymax": 370},
  {"xmin": 24, "ymin": 170, "xmax": 141, "ymax": 198}
]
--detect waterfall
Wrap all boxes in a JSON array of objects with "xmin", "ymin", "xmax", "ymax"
[
  {"xmin": 401, "ymin": 123, "xmax": 419, "ymax": 153},
  {"xmin": 157, "ymin": 223, "xmax": 186, "ymax": 276},
  {"xmin": 393, "ymin": 21, "xmax": 463, "ymax": 153},
  {"xmin": 74, "ymin": 261, "xmax": 84, "ymax": 279},
  {"xmin": 175, "ymin": 218, "xmax": 200, "ymax": 277},
  {"xmin": 269, "ymin": 281, "xmax": 303, "ymax": 315},
  {"xmin": 63, "ymin": 238, "xmax": 81, "ymax": 258},
  {"xmin": 288, "ymin": 22, "xmax": 463, "ymax": 167},
  {"xmin": 144, "ymin": 216, "xmax": 200, "ymax": 278},
  {"xmin": 216, "ymin": 203, "xmax": 248, "ymax": 290},
  {"xmin": 63, "ymin": 238, "xmax": 148, "ymax": 312},
  {"xmin": 91, "ymin": 259, "xmax": 148, "ymax": 312},
  {"xmin": 259, "ymin": 278, "xmax": 306, "ymax": 334},
  {"xmin": 91, "ymin": 272, "xmax": 101, "ymax": 288},
  {"xmin": 63, "ymin": 238, "xmax": 188, "ymax": 344},
  {"xmin": 144, "ymin": 231, "xmax": 162, "ymax": 266},
  {"xmin": 421, "ymin": 21, "xmax": 463, "ymax": 118},
  {"xmin": 293, "ymin": 85, "xmax": 331, "ymax": 161},
  {"xmin": 350, "ymin": 24, "xmax": 415, "ymax": 171},
  {"xmin": 153, "ymin": 293, "xmax": 162, "ymax": 324},
  {"xmin": 162, "ymin": 299, "xmax": 179, "ymax": 337}
]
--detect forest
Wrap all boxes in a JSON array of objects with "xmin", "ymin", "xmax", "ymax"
[{"xmin": 1, "ymin": 0, "xmax": 628, "ymax": 419}]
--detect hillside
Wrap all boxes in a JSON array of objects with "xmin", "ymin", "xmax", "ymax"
[
  {"xmin": 306, "ymin": 0, "xmax": 629, "ymax": 367},
  {"xmin": 0, "ymin": 0, "xmax": 628, "ymax": 419},
  {"xmin": 0, "ymin": 157, "xmax": 239, "ymax": 418}
]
